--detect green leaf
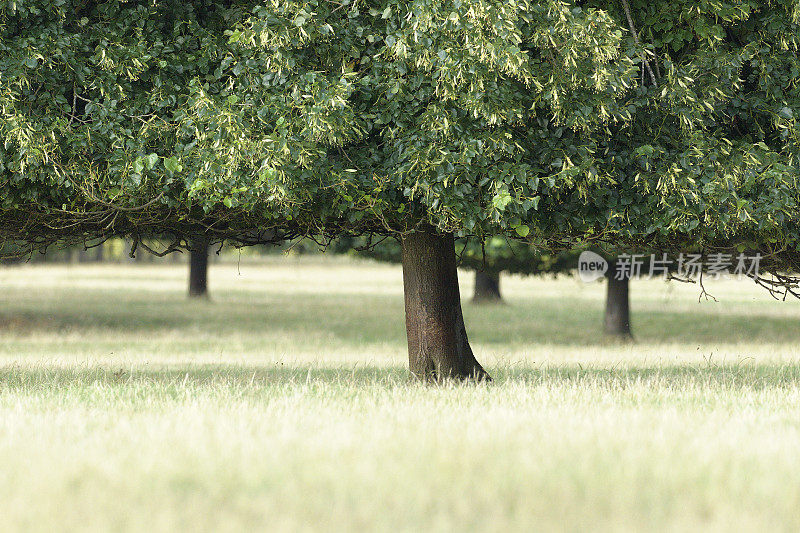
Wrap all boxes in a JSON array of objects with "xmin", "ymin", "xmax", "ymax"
[
  {"xmin": 164, "ymin": 157, "xmax": 183, "ymax": 174},
  {"xmin": 492, "ymin": 191, "xmax": 513, "ymax": 211},
  {"xmin": 145, "ymin": 153, "xmax": 159, "ymax": 170},
  {"xmin": 132, "ymin": 158, "xmax": 144, "ymax": 174}
]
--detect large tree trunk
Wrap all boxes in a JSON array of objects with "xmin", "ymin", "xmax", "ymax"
[
  {"xmin": 472, "ymin": 270, "xmax": 502, "ymax": 304},
  {"xmin": 188, "ymin": 238, "xmax": 210, "ymax": 298},
  {"xmin": 401, "ymin": 231, "xmax": 490, "ymax": 382},
  {"xmin": 604, "ymin": 275, "xmax": 632, "ymax": 338}
]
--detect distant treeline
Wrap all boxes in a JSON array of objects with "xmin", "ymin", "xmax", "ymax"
[{"xmin": 0, "ymin": 239, "xmax": 329, "ymax": 265}]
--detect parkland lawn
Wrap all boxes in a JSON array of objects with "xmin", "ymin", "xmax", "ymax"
[{"xmin": 1, "ymin": 258, "xmax": 799, "ymax": 531}]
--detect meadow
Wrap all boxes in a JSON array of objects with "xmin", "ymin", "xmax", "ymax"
[{"xmin": 1, "ymin": 257, "xmax": 800, "ymax": 531}]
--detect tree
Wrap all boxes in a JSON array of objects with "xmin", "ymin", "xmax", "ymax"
[
  {"xmin": 604, "ymin": 260, "xmax": 632, "ymax": 339},
  {"xmin": 472, "ymin": 270, "xmax": 502, "ymax": 304},
  {"xmin": 3, "ymin": 2, "xmax": 800, "ymax": 380},
  {"xmin": 401, "ymin": 231, "xmax": 489, "ymax": 379},
  {"xmin": 459, "ymin": 238, "xmax": 576, "ymax": 305},
  {"xmin": 188, "ymin": 238, "xmax": 210, "ymax": 298}
]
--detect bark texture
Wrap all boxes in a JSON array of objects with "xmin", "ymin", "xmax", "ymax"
[
  {"xmin": 401, "ymin": 231, "xmax": 490, "ymax": 382},
  {"xmin": 472, "ymin": 270, "xmax": 502, "ymax": 304},
  {"xmin": 188, "ymin": 238, "xmax": 210, "ymax": 298},
  {"xmin": 604, "ymin": 275, "xmax": 633, "ymax": 338}
]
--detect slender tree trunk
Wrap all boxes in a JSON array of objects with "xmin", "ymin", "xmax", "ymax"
[
  {"xmin": 188, "ymin": 238, "xmax": 210, "ymax": 298},
  {"xmin": 401, "ymin": 230, "xmax": 490, "ymax": 382},
  {"xmin": 604, "ymin": 275, "xmax": 633, "ymax": 338},
  {"xmin": 472, "ymin": 270, "xmax": 502, "ymax": 304}
]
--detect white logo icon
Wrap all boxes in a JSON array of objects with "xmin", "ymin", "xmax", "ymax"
[{"xmin": 578, "ymin": 251, "xmax": 608, "ymax": 282}]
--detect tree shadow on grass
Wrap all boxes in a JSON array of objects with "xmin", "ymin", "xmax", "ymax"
[
  {"xmin": 1, "ymin": 363, "xmax": 800, "ymax": 392},
  {"xmin": 466, "ymin": 303, "xmax": 800, "ymax": 346},
  {"xmin": 3, "ymin": 291, "xmax": 800, "ymax": 347}
]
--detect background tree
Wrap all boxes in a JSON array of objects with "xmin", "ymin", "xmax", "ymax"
[
  {"xmin": 472, "ymin": 270, "xmax": 502, "ymax": 304},
  {"xmin": 188, "ymin": 238, "xmax": 210, "ymax": 298},
  {"xmin": 604, "ymin": 258, "xmax": 632, "ymax": 339},
  {"xmin": 460, "ymin": 239, "xmax": 576, "ymax": 304}
]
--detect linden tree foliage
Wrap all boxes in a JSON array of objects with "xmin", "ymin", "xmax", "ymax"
[
  {"xmin": 3, "ymin": 0, "xmax": 800, "ymax": 283},
  {"xmin": 0, "ymin": 0, "xmax": 635, "ymax": 247},
  {"xmin": 583, "ymin": 0, "xmax": 800, "ymax": 272}
]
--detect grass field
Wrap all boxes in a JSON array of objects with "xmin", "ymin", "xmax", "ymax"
[{"xmin": 2, "ymin": 258, "xmax": 800, "ymax": 531}]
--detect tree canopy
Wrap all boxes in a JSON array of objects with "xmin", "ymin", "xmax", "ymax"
[
  {"xmin": 2, "ymin": 1, "xmax": 629, "ymax": 246},
  {"xmin": 2, "ymin": 0, "xmax": 800, "ymax": 280}
]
